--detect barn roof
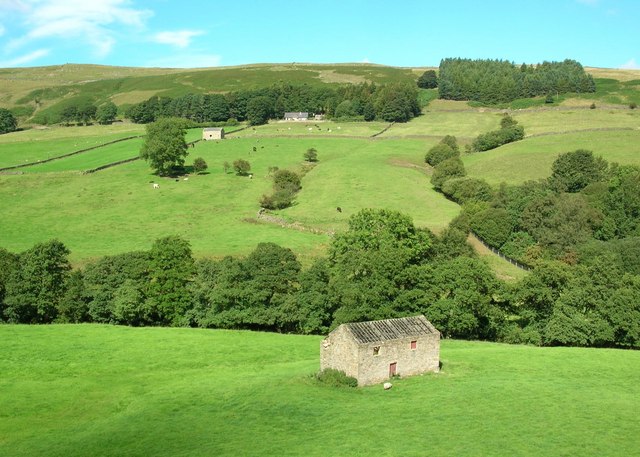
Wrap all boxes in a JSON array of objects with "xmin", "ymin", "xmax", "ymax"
[
  {"xmin": 284, "ymin": 112, "xmax": 308, "ymax": 118},
  {"xmin": 343, "ymin": 315, "xmax": 438, "ymax": 344},
  {"xmin": 203, "ymin": 127, "xmax": 224, "ymax": 132}
]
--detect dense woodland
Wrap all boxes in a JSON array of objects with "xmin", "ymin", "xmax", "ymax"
[
  {"xmin": 125, "ymin": 82, "xmax": 421, "ymax": 125},
  {"xmin": 1, "ymin": 186, "xmax": 639, "ymax": 348},
  {"xmin": 438, "ymin": 58, "xmax": 596, "ymax": 104}
]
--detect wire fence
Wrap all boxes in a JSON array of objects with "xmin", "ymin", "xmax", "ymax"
[{"xmin": 470, "ymin": 231, "xmax": 532, "ymax": 271}]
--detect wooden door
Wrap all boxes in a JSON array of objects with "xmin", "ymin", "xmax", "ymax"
[{"xmin": 389, "ymin": 362, "xmax": 397, "ymax": 377}]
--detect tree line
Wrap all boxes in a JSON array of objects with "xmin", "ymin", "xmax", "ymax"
[
  {"xmin": 1, "ymin": 203, "xmax": 638, "ymax": 348},
  {"xmin": 125, "ymin": 82, "xmax": 421, "ymax": 125},
  {"xmin": 438, "ymin": 58, "xmax": 596, "ymax": 104},
  {"xmin": 423, "ymin": 132, "xmax": 640, "ymax": 347}
]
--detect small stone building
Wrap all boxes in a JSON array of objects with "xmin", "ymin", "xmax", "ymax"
[
  {"xmin": 202, "ymin": 127, "xmax": 224, "ymax": 140},
  {"xmin": 320, "ymin": 315, "xmax": 440, "ymax": 386},
  {"xmin": 283, "ymin": 112, "xmax": 309, "ymax": 121}
]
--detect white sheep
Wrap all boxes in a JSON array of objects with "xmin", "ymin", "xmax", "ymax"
[{"xmin": 152, "ymin": 183, "xmax": 159, "ymax": 189}]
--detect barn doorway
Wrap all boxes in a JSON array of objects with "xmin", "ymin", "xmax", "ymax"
[{"xmin": 389, "ymin": 362, "xmax": 397, "ymax": 378}]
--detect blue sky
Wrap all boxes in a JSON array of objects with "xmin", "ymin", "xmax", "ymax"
[{"xmin": 0, "ymin": 0, "xmax": 638, "ymax": 69}]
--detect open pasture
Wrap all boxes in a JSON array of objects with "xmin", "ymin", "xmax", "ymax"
[
  {"xmin": 1, "ymin": 324, "xmax": 638, "ymax": 457},
  {"xmin": 380, "ymin": 109, "xmax": 502, "ymax": 139},
  {"xmin": 512, "ymin": 108, "xmax": 640, "ymax": 136},
  {"xmin": 0, "ymin": 124, "xmax": 146, "ymax": 168},
  {"xmin": 463, "ymin": 129, "xmax": 640, "ymax": 185},
  {"xmin": 231, "ymin": 120, "xmax": 391, "ymax": 138},
  {"xmin": 0, "ymin": 134, "xmax": 459, "ymax": 262}
]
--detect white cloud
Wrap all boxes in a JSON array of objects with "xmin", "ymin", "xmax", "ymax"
[
  {"xmin": 145, "ymin": 53, "xmax": 222, "ymax": 69},
  {"xmin": 4, "ymin": 0, "xmax": 152, "ymax": 57},
  {"xmin": 619, "ymin": 58, "xmax": 640, "ymax": 70},
  {"xmin": 361, "ymin": 57, "xmax": 370, "ymax": 63},
  {"xmin": 153, "ymin": 30, "xmax": 204, "ymax": 49},
  {"xmin": 0, "ymin": 48, "xmax": 49, "ymax": 67}
]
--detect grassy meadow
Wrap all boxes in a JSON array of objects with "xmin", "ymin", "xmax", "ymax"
[{"xmin": 1, "ymin": 324, "xmax": 638, "ymax": 457}]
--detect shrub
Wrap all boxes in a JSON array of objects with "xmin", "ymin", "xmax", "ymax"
[
  {"xmin": 471, "ymin": 125, "xmax": 525, "ymax": 152},
  {"xmin": 431, "ymin": 157, "xmax": 466, "ymax": 190},
  {"xmin": 273, "ymin": 169, "xmax": 301, "ymax": 193},
  {"xmin": 500, "ymin": 114, "xmax": 518, "ymax": 129},
  {"xmin": 440, "ymin": 135, "xmax": 459, "ymax": 153},
  {"xmin": 425, "ymin": 143, "xmax": 456, "ymax": 167},
  {"xmin": 315, "ymin": 368, "xmax": 358, "ymax": 388},
  {"xmin": 630, "ymin": 102, "xmax": 638, "ymax": 110},
  {"xmin": 590, "ymin": 103, "xmax": 596, "ymax": 110},
  {"xmin": 192, "ymin": 157, "xmax": 208, "ymax": 174},
  {"xmin": 233, "ymin": 159, "xmax": 251, "ymax": 175},
  {"xmin": 441, "ymin": 177, "xmax": 494, "ymax": 204}
]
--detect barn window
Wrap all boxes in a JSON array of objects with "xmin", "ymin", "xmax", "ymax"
[
  {"xmin": 410, "ymin": 340, "xmax": 417, "ymax": 350},
  {"xmin": 373, "ymin": 346, "xmax": 380, "ymax": 356}
]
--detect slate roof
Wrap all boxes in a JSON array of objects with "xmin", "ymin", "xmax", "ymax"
[
  {"xmin": 344, "ymin": 315, "xmax": 438, "ymax": 344},
  {"xmin": 203, "ymin": 127, "xmax": 224, "ymax": 132},
  {"xmin": 284, "ymin": 112, "xmax": 308, "ymax": 118}
]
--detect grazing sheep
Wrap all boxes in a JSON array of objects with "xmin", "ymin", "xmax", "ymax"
[
  {"xmin": 384, "ymin": 382, "xmax": 392, "ymax": 390},
  {"xmin": 152, "ymin": 183, "xmax": 159, "ymax": 189},
  {"xmin": 183, "ymin": 177, "xmax": 188, "ymax": 181}
]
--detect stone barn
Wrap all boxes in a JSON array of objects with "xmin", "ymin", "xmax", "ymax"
[
  {"xmin": 283, "ymin": 112, "xmax": 309, "ymax": 121},
  {"xmin": 202, "ymin": 127, "xmax": 224, "ymax": 140},
  {"xmin": 320, "ymin": 315, "xmax": 440, "ymax": 386}
]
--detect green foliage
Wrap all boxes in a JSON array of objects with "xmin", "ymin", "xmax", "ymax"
[
  {"xmin": 417, "ymin": 70, "xmax": 438, "ymax": 89},
  {"xmin": 471, "ymin": 124, "xmax": 525, "ymax": 152},
  {"xmin": 520, "ymin": 193, "xmax": 602, "ymax": 255},
  {"xmin": 140, "ymin": 118, "xmax": 189, "ymax": 176},
  {"xmin": 0, "ymin": 108, "xmax": 18, "ymax": 134},
  {"xmin": 233, "ymin": 158, "xmax": 251, "ymax": 175},
  {"xmin": 146, "ymin": 235, "xmax": 195, "ymax": 326},
  {"xmin": 3, "ymin": 240, "xmax": 71, "ymax": 323},
  {"xmin": 438, "ymin": 58, "xmax": 595, "ymax": 104},
  {"xmin": 195, "ymin": 242, "xmax": 301, "ymax": 331},
  {"xmin": 96, "ymin": 101, "xmax": 118, "ymax": 124},
  {"xmin": 441, "ymin": 177, "xmax": 494, "ymax": 204},
  {"xmin": 315, "ymin": 368, "xmax": 358, "ymax": 388},
  {"xmin": 83, "ymin": 251, "xmax": 151, "ymax": 323},
  {"xmin": 329, "ymin": 209, "xmax": 434, "ymax": 325},
  {"xmin": 304, "ymin": 147, "xmax": 318, "ymax": 162},
  {"xmin": 430, "ymin": 156, "xmax": 466, "ymax": 190},
  {"xmin": 500, "ymin": 231, "xmax": 537, "ymax": 262},
  {"xmin": 426, "ymin": 257, "xmax": 503, "ymax": 339},
  {"xmin": 246, "ymin": 96, "xmax": 273, "ymax": 125},
  {"xmin": 470, "ymin": 207, "xmax": 514, "ymax": 248},
  {"xmin": 192, "ymin": 157, "xmax": 208, "ymax": 174},
  {"xmin": 425, "ymin": 143, "xmax": 456, "ymax": 167},
  {"xmin": 549, "ymin": 149, "xmax": 608, "ymax": 193},
  {"xmin": 261, "ymin": 169, "xmax": 301, "ymax": 210}
]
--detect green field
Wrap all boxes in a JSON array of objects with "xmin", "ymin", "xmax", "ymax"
[
  {"xmin": 464, "ymin": 129, "xmax": 640, "ymax": 185},
  {"xmin": 1, "ymin": 325, "xmax": 638, "ymax": 457},
  {"xmin": 1, "ymin": 68, "xmax": 639, "ymax": 271}
]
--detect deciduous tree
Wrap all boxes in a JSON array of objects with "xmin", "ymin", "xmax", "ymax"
[{"xmin": 140, "ymin": 117, "xmax": 189, "ymax": 176}]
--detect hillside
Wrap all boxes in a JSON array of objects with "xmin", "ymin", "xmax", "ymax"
[
  {"xmin": 0, "ymin": 63, "xmax": 420, "ymax": 124},
  {"xmin": 1, "ymin": 324, "xmax": 638, "ymax": 457}
]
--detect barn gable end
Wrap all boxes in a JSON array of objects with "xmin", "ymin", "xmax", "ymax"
[
  {"xmin": 320, "ymin": 315, "xmax": 440, "ymax": 386},
  {"xmin": 203, "ymin": 127, "xmax": 225, "ymax": 140}
]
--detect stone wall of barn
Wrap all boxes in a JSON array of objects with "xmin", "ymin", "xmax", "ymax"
[
  {"xmin": 356, "ymin": 332, "xmax": 440, "ymax": 386},
  {"xmin": 319, "ymin": 326, "xmax": 359, "ymax": 379}
]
